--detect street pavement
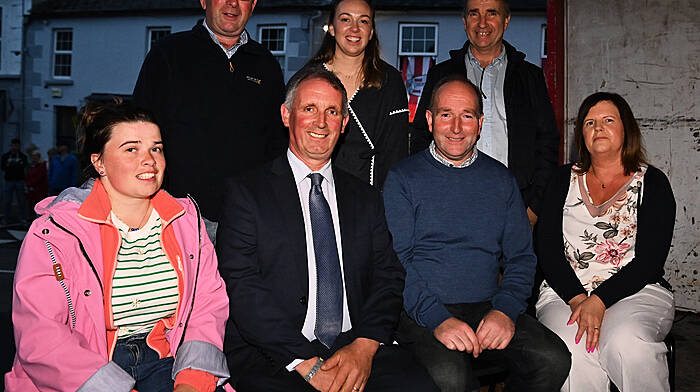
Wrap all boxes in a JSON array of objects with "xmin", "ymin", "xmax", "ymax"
[{"xmin": 0, "ymin": 222, "xmax": 24, "ymax": 389}]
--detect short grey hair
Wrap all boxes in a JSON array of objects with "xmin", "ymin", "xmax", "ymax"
[{"xmin": 284, "ymin": 64, "xmax": 349, "ymax": 118}]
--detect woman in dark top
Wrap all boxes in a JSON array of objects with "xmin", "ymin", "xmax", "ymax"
[
  {"xmin": 535, "ymin": 92, "xmax": 675, "ymax": 392},
  {"xmin": 306, "ymin": 0, "xmax": 409, "ymax": 188}
]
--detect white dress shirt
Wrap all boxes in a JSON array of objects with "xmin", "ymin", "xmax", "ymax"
[
  {"xmin": 466, "ymin": 44, "xmax": 509, "ymax": 167},
  {"xmin": 286, "ymin": 149, "xmax": 352, "ymax": 370}
]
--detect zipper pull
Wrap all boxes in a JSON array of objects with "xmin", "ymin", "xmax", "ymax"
[{"xmin": 229, "ymin": 62, "xmax": 234, "ymax": 73}]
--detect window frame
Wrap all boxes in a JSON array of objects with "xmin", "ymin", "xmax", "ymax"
[
  {"xmin": 52, "ymin": 28, "xmax": 73, "ymax": 79},
  {"xmin": 398, "ymin": 23, "xmax": 439, "ymax": 57},
  {"xmin": 258, "ymin": 24, "xmax": 287, "ymax": 73},
  {"xmin": 147, "ymin": 26, "xmax": 171, "ymax": 54},
  {"xmin": 541, "ymin": 24, "xmax": 548, "ymax": 59}
]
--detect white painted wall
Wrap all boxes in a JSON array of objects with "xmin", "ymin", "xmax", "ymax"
[
  {"xmin": 0, "ymin": 0, "xmax": 25, "ymax": 75},
  {"xmin": 375, "ymin": 10, "xmax": 546, "ymax": 69},
  {"xmin": 566, "ymin": 0, "xmax": 700, "ymax": 311}
]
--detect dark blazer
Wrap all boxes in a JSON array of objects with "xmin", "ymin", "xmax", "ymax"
[
  {"xmin": 216, "ymin": 155, "xmax": 405, "ymax": 383},
  {"xmin": 410, "ymin": 40, "xmax": 560, "ymax": 215}
]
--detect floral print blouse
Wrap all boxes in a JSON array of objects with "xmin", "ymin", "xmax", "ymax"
[{"xmin": 554, "ymin": 165, "xmax": 647, "ymax": 292}]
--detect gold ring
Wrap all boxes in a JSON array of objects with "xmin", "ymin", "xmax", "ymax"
[
  {"xmin": 353, "ymin": 388, "xmax": 360, "ymax": 391},
  {"xmin": 593, "ymin": 327, "xmax": 600, "ymax": 330}
]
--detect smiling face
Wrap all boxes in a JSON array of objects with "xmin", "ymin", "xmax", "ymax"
[
  {"xmin": 328, "ymin": 0, "xmax": 374, "ymax": 58},
  {"xmin": 463, "ymin": 0, "xmax": 510, "ymax": 58},
  {"xmin": 427, "ymin": 80, "xmax": 484, "ymax": 166},
  {"xmin": 91, "ymin": 121, "xmax": 165, "ymax": 203},
  {"xmin": 282, "ymin": 78, "xmax": 348, "ymax": 171},
  {"xmin": 582, "ymin": 100, "xmax": 625, "ymax": 159},
  {"xmin": 200, "ymin": 0, "xmax": 257, "ymax": 47}
]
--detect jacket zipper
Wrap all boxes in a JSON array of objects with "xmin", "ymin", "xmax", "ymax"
[
  {"xmin": 49, "ymin": 216, "xmax": 104, "ymax": 293},
  {"xmin": 177, "ymin": 195, "xmax": 203, "ymax": 350},
  {"xmin": 44, "ymin": 240, "xmax": 77, "ymax": 329}
]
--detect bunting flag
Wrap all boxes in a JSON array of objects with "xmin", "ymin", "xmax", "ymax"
[{"xmin": 400, "ymin": 56, "xmax": 436, "ymax": 123}]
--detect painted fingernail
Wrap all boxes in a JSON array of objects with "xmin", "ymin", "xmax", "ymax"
[
  {"xmin": 567, "ymin": 320, "xmax": 573, "ymax": 325},
  {"xmin": 575, "ymin": 337, "xmax": 580, "ymax": 344}
]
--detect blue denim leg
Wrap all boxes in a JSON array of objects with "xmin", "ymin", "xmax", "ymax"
[{"xmin": 113, "ymin": 333, "xmax": 175, "ymax": 392}]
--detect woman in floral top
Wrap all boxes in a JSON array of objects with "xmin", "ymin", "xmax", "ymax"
[{"xmin": 535, "ymin": 92, "xmax": 675, "ymax": 392}]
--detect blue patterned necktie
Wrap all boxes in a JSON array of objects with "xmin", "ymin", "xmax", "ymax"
[{"xmin": 308, "ymin": 173, "xmax": 343, "ymax": 348}]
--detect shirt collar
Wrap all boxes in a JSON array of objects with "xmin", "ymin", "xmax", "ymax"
[
  {"xmin": 287, "ymin": 149, "xmax": 335, "ymax": 188},
  {"xmin": 429, "ymin": 141, "xmax": 479, "ymax": 168},
  {"xmin": 203, "ymin": 20, "xmax": 248, "ymax": 58},
  {"xmin": 467, "ymin": 44, "xmax": 507, "ymax": 68}
]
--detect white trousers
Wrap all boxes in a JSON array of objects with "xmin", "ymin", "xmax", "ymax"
[{"xmin": 536, "ymin": 284, "xmax": 674, "ymax": 392}]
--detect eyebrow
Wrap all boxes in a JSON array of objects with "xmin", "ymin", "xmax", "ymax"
[
  {"xmin": 118, "ymin": 140, "xmax": 163, "ymax": 148},
  {"xmin": 338, "ymin": 11, "xmax": 371, "ymax": 18}
]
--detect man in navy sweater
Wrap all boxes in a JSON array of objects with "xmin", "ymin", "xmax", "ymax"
[{"xmin": 383, "ymin": 75, "xmax": 569, "ymax": 392}]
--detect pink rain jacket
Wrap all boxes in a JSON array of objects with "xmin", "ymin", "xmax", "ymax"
[{"xmin": 5, "ymin": 179, "xmax": 231, "ymax": 391}]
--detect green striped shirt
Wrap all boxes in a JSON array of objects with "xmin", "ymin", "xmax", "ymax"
[{"xmin": 110, "ymin": 209, "xmax": 179, "ymax": 337}]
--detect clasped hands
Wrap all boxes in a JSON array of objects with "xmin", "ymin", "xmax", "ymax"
[
  {"xmin": 433, "ymin": 310, "xmax": 515, "ymax": 357},
  {"xmin": 295, "ymin": 337, "xmax": 379, "ymax": 392},
  {"xmin": 567, "ymin": 293, "xmax": 606, "ymax": 353}
]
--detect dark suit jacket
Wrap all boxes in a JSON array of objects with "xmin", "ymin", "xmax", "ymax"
[
  {"xmin": 216, "ymin": 155, "xmax": 405, "ymax": 383},
  {"xmin": 410, "ymin": 40, "xmax": 560, "ymax": 215}
]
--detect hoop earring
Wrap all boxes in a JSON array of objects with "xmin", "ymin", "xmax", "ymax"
[{"xmin": 99, "ymin": 171, "xmax": 105, "ymax": 176}]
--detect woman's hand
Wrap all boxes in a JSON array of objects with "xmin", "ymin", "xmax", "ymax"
[{"xmin": 568, "ymin": 294, "xmax": 606, "ymax": 352}]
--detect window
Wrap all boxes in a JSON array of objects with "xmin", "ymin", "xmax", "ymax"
[
  {"xmin": 541, "ymin": 24, "xmax": 548, "ymax": 59},
  {"xmin": 53, "ymin": 29, "xmax": 73, "ymax": 78},
  {"xmin": 147, "ymin": 26, "xmax": 171, "ymax": 53},
  {"xmin": 258, "ymin": 25, "xmax": 286, "ymax": 73},
  {"xmin": 55, "ymin": 106, "xmax": 78, "ymax": 150},
  {"xmin": 399, "ymin": 24, "xmax": 438, "ymax": 56}
]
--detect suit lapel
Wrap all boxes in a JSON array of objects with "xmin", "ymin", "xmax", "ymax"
[
  {"xmin": 333, "ymin": 168, "xmax": 358, "ymax": 307},
  {"xmin": 270, "ymin": 156, "xmax": 309, "ymax": 296}
]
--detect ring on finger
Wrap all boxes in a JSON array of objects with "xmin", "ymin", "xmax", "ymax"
[
  {"xmin": 592, "ymin": 327, "xmax": 600, "ymax": 330},
  {"xmin": 353, "ymin": 388, "xmax": 360, "ymax": 391}
]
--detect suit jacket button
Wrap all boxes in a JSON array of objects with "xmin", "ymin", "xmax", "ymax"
[
  {"xmin": 42, "ymin": 229, "xmax": 49, "ymax": 234},
  {"xmin": 189, "ymin": 254, "xmax": 194, "ymax": 259},
  {"xmin": 84, "ymin": 290, "xmax": 91, "ymax": 296},
  {"xmin": 299, "ymin": 296, "xmax": 307, "ymax": 305}
]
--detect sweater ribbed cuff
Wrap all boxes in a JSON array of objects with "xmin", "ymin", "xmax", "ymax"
[{"xmin": 422, "ymin": 304, "xmax": 453, "ymax": 332}]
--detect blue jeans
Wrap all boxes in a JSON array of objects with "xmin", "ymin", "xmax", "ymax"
[
  {"xmin": 112, "ymin": 333, "xmax": 174, "ymax": 392},
  {"xmin": 3, "ymin": 180, "xmax": 26, "ymax": 222}
]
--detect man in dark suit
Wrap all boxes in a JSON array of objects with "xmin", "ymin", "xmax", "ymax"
[{"xmin": 216, "ymin": 65, "xmax": 437, "ymax": 392}]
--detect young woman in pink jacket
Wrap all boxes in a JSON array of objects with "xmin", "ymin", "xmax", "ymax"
[{"xmin": 5, "ymin": 99, "xmax": 231, "ymax": 392}]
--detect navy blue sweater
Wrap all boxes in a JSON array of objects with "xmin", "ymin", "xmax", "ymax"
[{"xmin": 383, "ymin": 150, "xmax": 536, "ymax": 330}]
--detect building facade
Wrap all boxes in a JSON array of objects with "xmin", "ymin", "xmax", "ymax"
[{"xmin": 11, "ymin": 0, "xmax": 545, "ymax": 157}]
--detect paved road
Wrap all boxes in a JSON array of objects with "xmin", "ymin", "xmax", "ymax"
[{"xmin": 0, "ymin": 223, "xmax": 24, "ymax": 390}]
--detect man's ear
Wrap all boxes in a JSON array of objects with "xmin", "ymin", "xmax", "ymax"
[
  {"xmin": 426, "ymin": 110, "xmax": 434, "ymax": 134},
  {"xmin": 199, "ymin": 0, "xmax": 206, "ymax": 11},
  {"xmin": 281, "ymin": 104, "xmax": 290, "ymax": 128},
  {"xmin": 341, "ymin": 115, "xmax": 349, "ymax": 134},
  {"xmin": 251, "ymin": 0, "xmax": 258, "ymax": 12}
]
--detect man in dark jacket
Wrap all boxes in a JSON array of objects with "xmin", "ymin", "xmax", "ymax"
[
  {"xmin": 1, "ymin": 138, "xmax": 28, "ymax": 224},
  {"xmin": 133, "ymin": 0, "xmax": 287, "ymax": 239},
  {"xmin": 411, "ymin": 0, "xmax": 559, "ymax": 226}
]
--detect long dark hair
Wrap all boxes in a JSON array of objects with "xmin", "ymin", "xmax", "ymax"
[
  {"xmin": 77, "ymin": 97, "xmax": 157, "ymax": 181},
  {"xmin": 573, "ymin": 92, "xmax": 647, "ymax": 175},
  {"xmin": 310, "ymin": 0, "xmax": 384, "ymax": 89}
]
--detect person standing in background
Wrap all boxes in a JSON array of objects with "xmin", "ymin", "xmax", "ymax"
[
  {"xmin": 25, "ymin": 149, "xmax": 48, "ymax": 215},
  {"xmin": 1, "ymin": 138, "xmax": 28, "ymax": 224},
  {"xmin": 410, "ymin": 0, "xmax": 559, "ymax": 227},
  {"xmin": 133, "ymin": 0, "xmax": 287, "ymax": 241},
  {"xmin": 305, "ymin": 0, "xmax": 409, "ymax": 189},
  {"xmin": 48, "ymin": 144, "xmax": 78, "ymax": 196}
]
